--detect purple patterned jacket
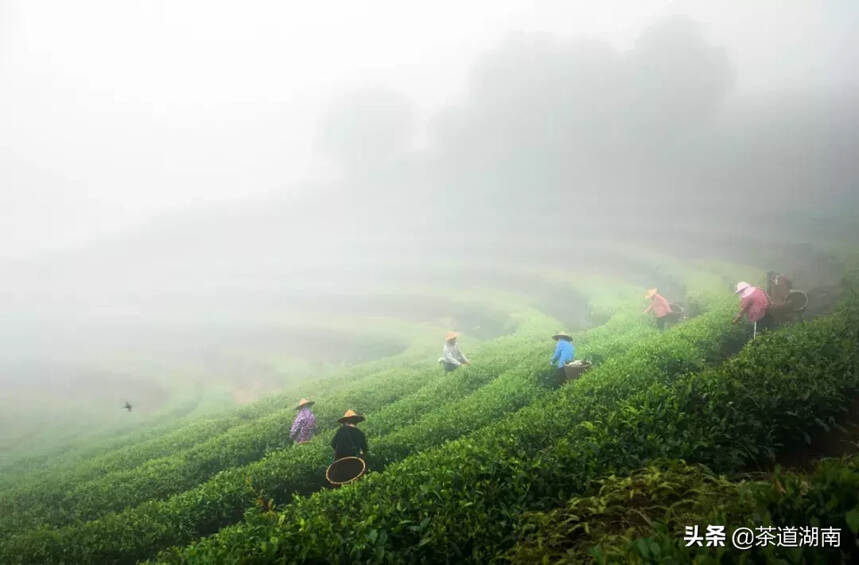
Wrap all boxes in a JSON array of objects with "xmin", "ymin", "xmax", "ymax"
[{"xmin": 290, "ymin": 407, "xmax": 317, "ymax": 443}]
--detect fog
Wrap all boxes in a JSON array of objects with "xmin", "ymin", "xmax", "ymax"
[{"xmin": 1, "ymin": 1, "xmax": 857, "ymax": 459}]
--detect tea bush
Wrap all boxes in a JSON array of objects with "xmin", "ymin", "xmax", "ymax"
[
  {"xmin": 153, "ymin": 297, "xmax": 754, "ymax": 563},
  {"xmin": 511, "ymin": 454, "xmax": 859, "ymax": 564},
  {"xmin": 0, "ymin": 296, "xmax": 646, "ymax": 563}
]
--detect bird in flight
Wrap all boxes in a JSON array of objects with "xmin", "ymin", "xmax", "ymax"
[{"xmin": 123, "ymin": 401, "xmax": 133, "ymax": 412}]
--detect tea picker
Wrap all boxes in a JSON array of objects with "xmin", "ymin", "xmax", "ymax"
[
  {"xmin": 643, "ymin": 288, "xmax": 676, "ymax": 330},
  {"xmin": 765, "ymin": 271, "xmax": 809, "ymax": 324},
  {"xmin": 327, "ymin": 409, "xmax": 368, "ymax": 486},
  {"xmin": 290, "ymin": 398, "xmax": 317, "ymax": 444},
  {"xmin": 732, "ymin": 281, "xmax": 771, "ymax": 338},
  {"xmin": 550, "ymin": 332, "xmax": 575, "ymax": 379},
  {"xmin": 438, "ymin": 331, "xmax": 470, "ymax": 372},
  {"xmin": 767, "ymin": 271, "xmax": 792, "ymax": 307}
]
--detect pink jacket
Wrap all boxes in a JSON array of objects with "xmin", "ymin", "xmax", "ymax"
[
  {"xmin": 645, "ymin": 294, "xmax": 672, "ymax": 318},
  {"xmin": 739, "ymin": 287, "xmax": 770, "ymax": 322}
]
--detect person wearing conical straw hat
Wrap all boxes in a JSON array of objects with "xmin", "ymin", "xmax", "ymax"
[
  {"xmin": 438, "ymin": 331, "xmax": 470, "ymax": 373},
  {"xmin": 550, "ymin": 332, "xmax": 575, "ymax": 380},
  {"xmin": 643, "ymin": 288, "xmax": 672, "ymax": 331},
  {"xmin": 732, "ymin": 281, "xmax": 771, "ymax": 338},
  {"xmin": 331, "ymin": 409, "xmax": 368, "ymax": 460},
  {"xmin": 290, "ymin": 398, "xmax": 317, "ymax": 445}
]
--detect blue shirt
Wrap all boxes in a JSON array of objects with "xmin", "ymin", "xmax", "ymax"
[{"xmin": 551, "ymin": 339, "xmax": 575, "ymax": 368}]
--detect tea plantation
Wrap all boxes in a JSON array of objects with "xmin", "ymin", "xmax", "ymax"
[{"xmin": 1, "ymin": 256, "xmax": 856, "ymax": 564}]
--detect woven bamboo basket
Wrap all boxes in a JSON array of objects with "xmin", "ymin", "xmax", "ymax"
[
  {"xmin": 563, "ymin": 360, "xmax": 592, "ymax": 381},
  {"xmin": 326, "ymin": 456, "xmax": 366, "ymax": 487}
]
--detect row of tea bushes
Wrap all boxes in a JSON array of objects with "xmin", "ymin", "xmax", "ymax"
[
  {"xmin": 176, "ymin": 295, "xmax": 858, "ymax": 564},
  {"xmin": 0, "ymin": 296, "xmax": 639, "ymax": 563},
  {"xmin": 152, "ymin": 295, "xmax": 751, "ymax": 563},
  {"xmin": 512, "ymin": 454, "xmax": 859, "ymax": 564},
  {"xmin": 0, "ymin": 300, "xmax": 554, "ymax": 534}
]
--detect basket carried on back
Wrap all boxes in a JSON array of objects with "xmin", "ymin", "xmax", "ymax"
[
  {"xmin": 768, "ymin": 289, "xmax": 809, "ymax": 324},
  {"xmin": 785, "ymin": 290, "xmax": 808, "ymax": 313},
  {"xmin": 326, "ymin": 456, "xmax": 366, "ymax": 487},
  {"xmin": 563, "ymin": 360, "xmax": 592, "ymax": 382},
  {"xmin": 667, "ymin": 303, "xmax": 686, "ymax": 321}
]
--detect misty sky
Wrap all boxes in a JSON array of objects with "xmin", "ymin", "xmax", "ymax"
[{"xmin": 2, "ymin": 0, "xmax": 857, "ymax": 259}]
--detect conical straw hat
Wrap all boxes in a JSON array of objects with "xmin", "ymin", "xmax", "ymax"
[
  {"xmin": 337, "ymin": 409, "xmax": 365, "ymax": 424},
  {"xmin": 296, "ymin": 398, "xmax": 315, "ymax": 410}
]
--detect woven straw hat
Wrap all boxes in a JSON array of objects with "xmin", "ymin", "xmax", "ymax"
[
  {"xmin": 296, "ymin": 398, "xmax": 315, "ymax": 410},
  {"xmin": 337, "ymin": 409, "xmax": 365, "ymax": 424}
]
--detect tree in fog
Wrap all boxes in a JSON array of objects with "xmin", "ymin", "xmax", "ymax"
[{"xmin": 426, "ymin": 16, "xmax": 735, "ymax": 225}]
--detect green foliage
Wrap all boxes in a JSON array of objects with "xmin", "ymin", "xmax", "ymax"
[
  {"xmin": 0, "ymin": 287, "xmax": 644, "ymax": 564},
  {"xmin": 509, "ymin": 460, "xmax": 746, "ymax": 563},
  {"xmin": 0, "ymin": 260, "xmax": 785, "ymax": 564},
  {"xmin": 0, "ymin": 364, "xmax": 432, "ymax": 536},
  {"xmin": 511, "ymin": 454, "xmax": 859, "ymax": 564},
  {"xmin": 0, "ymin": 345, "xmax": 433, "ymax": 505},
  {"xmin": 163, "ymin": 292, "xmax": 857, "ymax": 564},
  {"xmin": 152, "ymin": 296, "xmax": 751, "ymax": 563},
  {"xmin": 0, "ymin": 297, "xmax": 526, "ymax": 534},
  {"xmin": 0, "ymin": 351, "xmax": 507, "ymax": 562}
]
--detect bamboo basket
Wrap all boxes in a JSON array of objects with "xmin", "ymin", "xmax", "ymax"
[
  {"xmin": 563, "ymin": 360, "xmax": 592, "ymax": 381},
  {"xmin": 326, "ymin": 456, "xmax": 366, "ymax": 487}
]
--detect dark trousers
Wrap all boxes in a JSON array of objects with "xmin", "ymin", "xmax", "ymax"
[{"xmin": 657, "ymin": 316, "xmax": 667, "ymax": 331}]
